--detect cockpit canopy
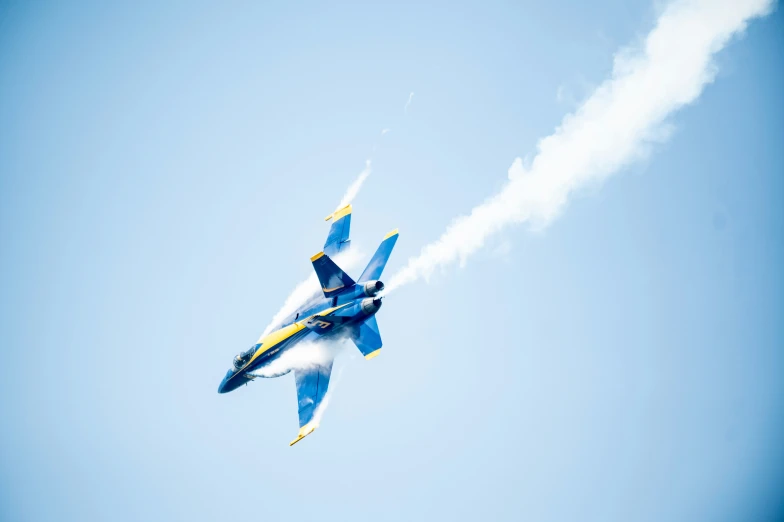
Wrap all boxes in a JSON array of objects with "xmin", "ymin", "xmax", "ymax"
[{"xmin": 232, "ymin": 345, "xmax": 259, "ymax": 371}]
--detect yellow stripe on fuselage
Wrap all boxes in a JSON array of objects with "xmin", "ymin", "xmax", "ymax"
[
  {"xmin": 251, "ymin": 304, "xmax": 351, "ymax": 363},
  {"xmin": 365, "ymin": 348, "xmax": 381, "ymax": 360},
  {"xmin": 383, "ymin": 228, "xmax": 399, "ymax": 240},
  {"xmin": 250, "ymin": 323, "xmax": 305, "ymax": 364}
]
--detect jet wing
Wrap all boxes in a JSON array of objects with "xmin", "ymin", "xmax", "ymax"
[
  {"xmin": 290, "ymin": 360, "xmax": 333, "ymax": 446},
  {"xmin": 311, "ymin": 251, "xmax": 355, "ymax": 297}
]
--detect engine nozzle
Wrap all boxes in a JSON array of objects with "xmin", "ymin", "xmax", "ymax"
[
  {"xmin": 361, "ymin": 297, "xmax": 383, "ymax": 315},
  {"xmin": 362, "ymin": 280, "xmax": 385, "ymax": 297}
]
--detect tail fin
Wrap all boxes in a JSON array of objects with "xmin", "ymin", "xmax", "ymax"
[
  {"xmin": 311, "ymin": 251, "xmax": 355, "ymax": 297},
  {"xmin": 349, "ymin": 316, "xmax": 383, "ymax": 360},
  {"xmin": 358, "ymin": 229, "xmax": 399, "ymax": 283},
  {"xmin": 323, "ymin": 204, "xmax": 352, "ymax": 257}
]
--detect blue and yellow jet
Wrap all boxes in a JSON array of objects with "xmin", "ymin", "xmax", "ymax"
[{"xmin": 217, "ymin": 204, "xmax": 398, "ymax": 445}]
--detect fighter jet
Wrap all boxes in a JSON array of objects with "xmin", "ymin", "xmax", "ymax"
[{"xmin": 217, "ymin": 204, "xmax": 398, "ymax": 445}]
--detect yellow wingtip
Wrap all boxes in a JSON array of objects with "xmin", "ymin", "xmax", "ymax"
[
  {"xmin": 365, "ymin": 349, "xmax": 382, "ymax": 360},
  {"xmin": 333, "ymin": 204, "xmax": 352, "ymax": 221},
  {"xmin": 325, "ymin": 204, "xmax": 352, "ymax": 222},
  {"xmin": 383, "ymin": 228, "xmax": 399, "ymax": 240},
  {"xmin": 289, "ymin": 423, "xmax": 318, "ymax": 446},
  {"xmin": 310, "ymin": 251, "xmax": 325, "ymax": 262}
]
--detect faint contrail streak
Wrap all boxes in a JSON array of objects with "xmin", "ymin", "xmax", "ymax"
[
  {"xmin": 385, "ymin": 0, "xmax": 773, "ymax": 294},
  {"xmin": 404, "ymin": 92, "xmax": 414, "ymax": 113},
  {"xmin": 335, "ymin": 160, "xmax": 372, "ymax": 211}
]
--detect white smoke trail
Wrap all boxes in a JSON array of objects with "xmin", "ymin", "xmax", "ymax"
[
  {"xmin": 260, "ymin": 274, "xmax": 319, "ymax": 338},
  {"xmin": 249, "ymin": 339, "xmax": 352, "ymax": 430},
  {"xmin": 335, "ymin": 160, "xmax": 372, "ymax": 211},
  {"xmin": 386, "ymin": 0, "xmax": 773, "ymax": 293},
  {"xmin": 249, "ymin": 340, "xmax": 344, "ymax": 377},
  {"xmin": 404, "ymin": 92, "xmax": 414, "ymax": 113},
  {"xmin": 310, "ymin": 354, "xmax": 349, "ymax": 427}
]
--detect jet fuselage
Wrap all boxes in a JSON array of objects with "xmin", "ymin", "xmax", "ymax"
[
  {"xmin": 217, "ymin": 203, "xmax": 397, "ymax": 445},
  {"xmin": 217, "ymin": 285, "xmax": 383, "ymax": 394}
]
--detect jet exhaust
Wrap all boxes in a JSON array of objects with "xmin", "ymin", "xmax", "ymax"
[
  {"xmin": 361, "ymin": 297, "xmax": 382, "ymax": 315},
  {"xmin": 362, "ymin": 280, "xmax": 385, "ymax": 297}
]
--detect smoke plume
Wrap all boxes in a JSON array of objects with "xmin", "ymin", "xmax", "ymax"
[
  {"xmin": 385, "ymin": 0, "xmax": 773, "ymax": 293},
  {"xmin": 249, "ymin": 340, "xmax": 344, "ymax": 378},
  {"xmin": 336, "ymin": 160, "xmax": 372, "ymax": 211}
]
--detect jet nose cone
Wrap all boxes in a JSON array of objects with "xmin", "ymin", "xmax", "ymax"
[
  {"xmin": 218, "ymin": 369, "xmax": 243, "ymax": 394},
  {"xmin": 218, "ymin": 374, "xmax": 231, "ymax": 394}
]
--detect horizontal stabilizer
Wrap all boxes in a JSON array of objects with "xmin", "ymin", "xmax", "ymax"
[
  {"xmin": 349, "ymin": 316, "xmax": 383, "ymax": 360},
  {"xmin": 324, "ymin": 205, "xmax": 352, "ymax": 257},
  {"xmin": 358, "ymin": 229, "xmax": 399, "ymax": 283},
  {"xmin": 311, "ymin": 251, "xmax": 356, "ymax": 297}
]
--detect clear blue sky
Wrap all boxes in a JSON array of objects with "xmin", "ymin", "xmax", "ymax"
[{"xmin": 1, "ymin": 2, "xmax": 782, "ymax": 521}]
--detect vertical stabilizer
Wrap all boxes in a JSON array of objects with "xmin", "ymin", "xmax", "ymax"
[
  {"xmin": 311, "ymin": 251, "xmax": 355, "ymax": 297},
  {"xmin": 358, "ymin": 229, "xmax": 399, "ymax": 283}
]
